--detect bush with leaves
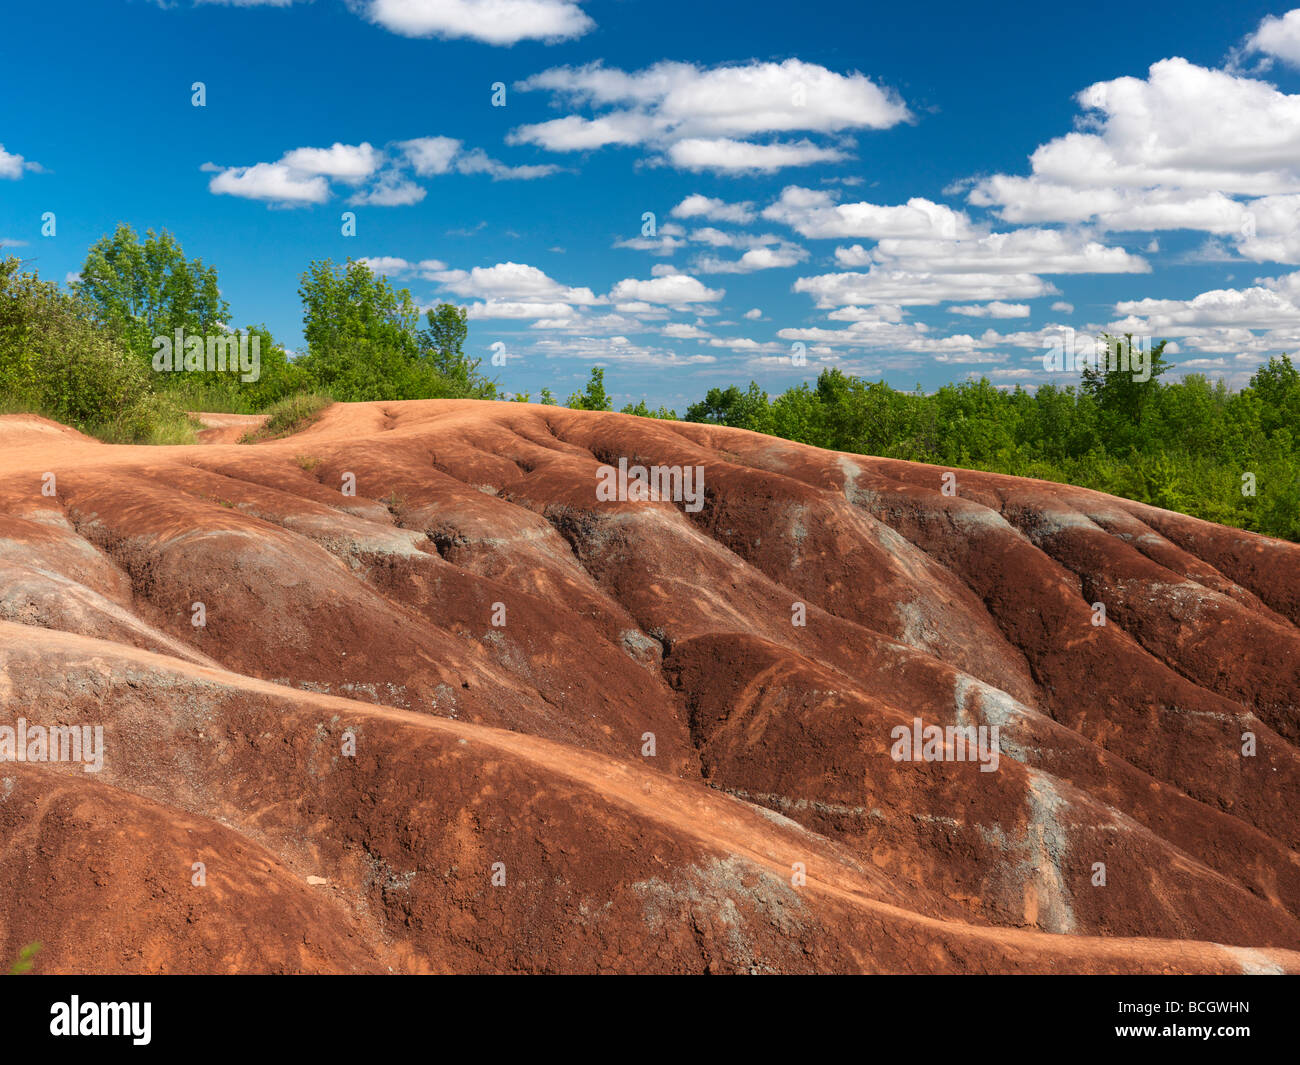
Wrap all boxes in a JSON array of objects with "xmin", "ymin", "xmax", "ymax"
[
  {"xmin": 74, "ymin": 223, "xmax": 229, "ymax": 363},
  {"xmin": 297, "ymin": 259, "xmax": 496, "ymax": 402},
  {"xmin": 567, "ymin": 367, "xmax": 612, "ymax": 411},
  {"xmin": 0, "ymin": 257, "xmax": 190, "ymax": 442}
]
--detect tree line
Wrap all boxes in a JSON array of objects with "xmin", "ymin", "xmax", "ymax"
[{"xmin": 1, "ymin": 223, "xmax": 1296, "ymax": 540}]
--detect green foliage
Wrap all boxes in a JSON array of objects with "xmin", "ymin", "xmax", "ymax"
[
  {"xmin": 673, "ymin": 359, "xmax": 1300, "ymax": 543},
  {"xmin": 1250, "ymin": 353, "xmax": 1300, "ymax": 436},
  {"xmin": 296, "ymin": 259, "xmax": 496, "ymax": 402},
  {"xmin": 6, "ymin": 224, "xmax": 1299, "ymax": 545},
  {"xmin": 297, "ymin": 258, "xmax": 419, "ymax": 401},
  {"xmin": 157, "ymin": 324, "xmax": 310, "ymax": 414},
  {"xmin": 7, "ymin": 942, "xmax": 41, "ymax": 975},
  {"xmin": 419, "ymin": 302, "xmax": 495, "ymax": 397},
  {"xmin": 684, "ymin": 382, "xmax": 771, "ymax": 432},
  {"xmin": 75, "ymin": 224, "xmax": 228, "ymax": 361},
  {"xmin": 68, "ymin": 225, "xmax": 305, "ymax": 420},
  {"xmin": 1080, "ymin": 335, "xmax": 1173, "ymax": 453},
  {"xmin": 0, "ymin": 257, "xmax": 194, "ymax": 442},
  {"xmin": 620, "ymin": 399, "xmax": 678, "ymax": 419},
  {"xmin": 240, "ymin": 392, "xmax": 333, "ymax": 443},
  {"xmin": 567, "ymin": 366, "xmax": 612, "ymax": 411}
]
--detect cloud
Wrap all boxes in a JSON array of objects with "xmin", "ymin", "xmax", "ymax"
[
  {"xmin": 1111, "ymin": 270, "xmax": 1300, "ymax": 331},
  {"xmin": 967, "ymin": 58, "xmax": 1300, "ymax": 262},
  {"xmin": 510, "ymin": 59, "xmax": 909, "ymax": 172},
  {"xmin": 350, "ymin": 172, "xmax": 427, "ymax": 206},
  {"xmin": 763, "ymin": 185, "xmax": 974, "ymax": 239},
  {"xmin": 972, "ymin": 183, "xmax": 1255, "ymax": 233},
  {"xmin": 357, "ymin": 257, "xmax": 447, "ymax": 278},
  {"xmin": 670, "ymin": 194, "xmax": 756, "ymax": 223},
  {"xmin": 684, "ymin": 227, "xmax": 773, "ymax": 249},
  {"xmin": 506, "ymin": 113, "xmax": 656, "ymax": 152},
  {"xmin": 868, "ymin": 228, "xmax": 1149, "ymax": 275},
  {"xmin": 398, "ymin": 137, "xmax": 559, "ymax": 180},
  {"xmin": 791, "ymin": 230, "xmax": 1136, "ymax": 315},
  {"xmin": 608, "ymin": 274, "xmax": 724, "ymax": 305},
  {"xmin": 665, "ymin": 138, "xmax": 847, "ymax": 173},
  {"xmin": 794, "ymin": 269, "xmax": 1057, "ymax": 307},
  {"xmin": 832, "ymin": 244, "xmax": 873, "ymax": 267},
  {"xmin": 433, "ymin": 261, "xmax": 601, "ymax": 305},
  {"xmin": 359, "ymin": 0, "xmax": 594, "ymax": 46},
  {"xmin": 399, "ymin": 136, "xmax": 462, "ymax": 176},
  {"xmin": 280, "ymin": 142, "xmax": 381, "ymax": 182},
  {"xmin": 208, "ymin": 161, "xmax": 331, "ymax": 204},
  {"xmin": 531, "ymin": 310, "xmax": 654, "ymax": 332},
  {"xmin": 949, "ymin": 302, "xmax": 1031, "ymax": 318},
  {"xmin": 531, "ymin": 334, "xmax": 717, "ymax": 366},
  {"xmin": 1089, "ymin": 270, "xmax": 1300, "ymax": 370},
  {"xmin": 207, "ymin": 141, "xmax": 379, "ymax": 204},
  {"xmin": 1237, "ymin": 194, "xmax": 1300, "ymax": 262},
  {"xmin": 452, "ymin": 148, "xmax": 559, "ymax": 180},
  {"xmin": 662, "ymin": 321, "xmax": 714, "ymax": 339},
  {"xmin": 1244, "ymin": 9, "xmax": 1300, "ymax": 69},
  {"xmin": 707, "ymin": 337, "xmax": 786, "ymax": 353},
  {"xmin": 466, "ymin": 300, "xmax": 580, "ymax": 320},
  {"xmin": 614, "ymin": 223, "xmax": 686, "ymax": 255},
  {"xmin": 744, "ymin": 308, "xmax": 763, "ymax": 319},
  {"xmin": 207, "ymin": 135, "xmax": 554, "ymax": 206},
  {"xmin": 1002, "ymin": 60, "xmax": 1300, "ymax": 197},
  {"xmin": 0, "ymin": 144, "xmax": 34, "ymax": 179},
  {"xmin": 775, "ymin": 316, "xmax": 996, "ymax": 358},
  {"xmin": 693, "ymin": 243, "xmax": 809, "ymax": 274}
]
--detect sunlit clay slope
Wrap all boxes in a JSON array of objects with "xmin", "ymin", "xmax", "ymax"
[{"xmin": 0, "ymin": 401, "xmax": 1298, "ymax": 974}]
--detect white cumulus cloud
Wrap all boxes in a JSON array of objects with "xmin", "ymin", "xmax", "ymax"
[
  {"xmin": 763, "ymin": 186, "xmax": 974, "ymax": 239},
  {"xmin": 608, "ymin": 274, "xmax": 724, "ymax": 305},
  {"xmin": 361, "ymin": 0, "xmax": 594, "ymax": 45},
  {"xmin": 510, "ymin": 59, "xmax": 909, "ymax": 173}
]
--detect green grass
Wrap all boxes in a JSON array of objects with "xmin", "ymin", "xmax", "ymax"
[
  {"xmin": 239, "ymin": 392, "xmax": 333, "ymax": 443},
  {"xmin": 0, "ymin": 393, "xmax": 199, "ymax": 445},
  {"xmin": 161, "ymin": 377, "xmax": 257, "ymax": 416},
  {"xmin": 7, "ymin": 942, "xmax": 41, "ymax": 975},
  {"xmin": 87, "ymin": 391, "xmax": 200, "ymax": 446}
]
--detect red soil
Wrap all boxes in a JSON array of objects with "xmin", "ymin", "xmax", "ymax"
[{"xmin": 0, "ymin": 401, "xmax": 1296, "ymax": 973}]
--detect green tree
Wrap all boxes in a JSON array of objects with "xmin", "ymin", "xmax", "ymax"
[
  {"xmin": 298, "ymin": 259, "xmax": 500, "ymax": 402},
  {"xmin": 297, "ymin": 258, "xmax": 423, "ymax": 401},
  {"xmin": 684, "ymin": 381, "xmax": 772, "ymax": 432},
  {"xmin": 1248, "ymin": 354, "xmax": 1300, "ymax": 437},
  {"xmin": 417, "ymin": 303, "xmax": 497, "ymax": 398},
  {"xmin": 1080, "ymin": 335, "xmax": 1171, "ymax": 452},
  {"xmin": 0, "ymin": 257, "xmax": 189, "ymax": 442},
  {"xmin": 74, "ymin": 224, "xmax": 228, "ymax": 360},
  {"xmin": 621, "ymin": 399, "xmax": 679, "ymax": 419},
  {"xmin": 568, "ymin": 366, "xmax": 612, "ymax": 411}
]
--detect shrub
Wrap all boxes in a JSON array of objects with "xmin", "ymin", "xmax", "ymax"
[{"xmin": 240, "ymin": 392, "xmax": 333, "ymax": 443}]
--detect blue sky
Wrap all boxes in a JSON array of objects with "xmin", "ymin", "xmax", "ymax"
[{"xmin": 4, "ymin": 0, "xmax": 1300, "ymax": 410}]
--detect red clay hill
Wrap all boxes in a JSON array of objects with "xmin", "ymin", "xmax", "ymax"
[{"xmin": 0, "ymin": 400, "xmax": 1297, "ymax": 973}]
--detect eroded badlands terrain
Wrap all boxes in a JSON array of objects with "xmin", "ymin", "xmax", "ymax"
[{"xmin": 0, "ymin": 400, "xmax": 1297, "ymax": 973}]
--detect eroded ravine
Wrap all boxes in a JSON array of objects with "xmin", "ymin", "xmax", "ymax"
[{"xmin": 0, "ymin": 401, "xmax": 1296, "ymax": 973}]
